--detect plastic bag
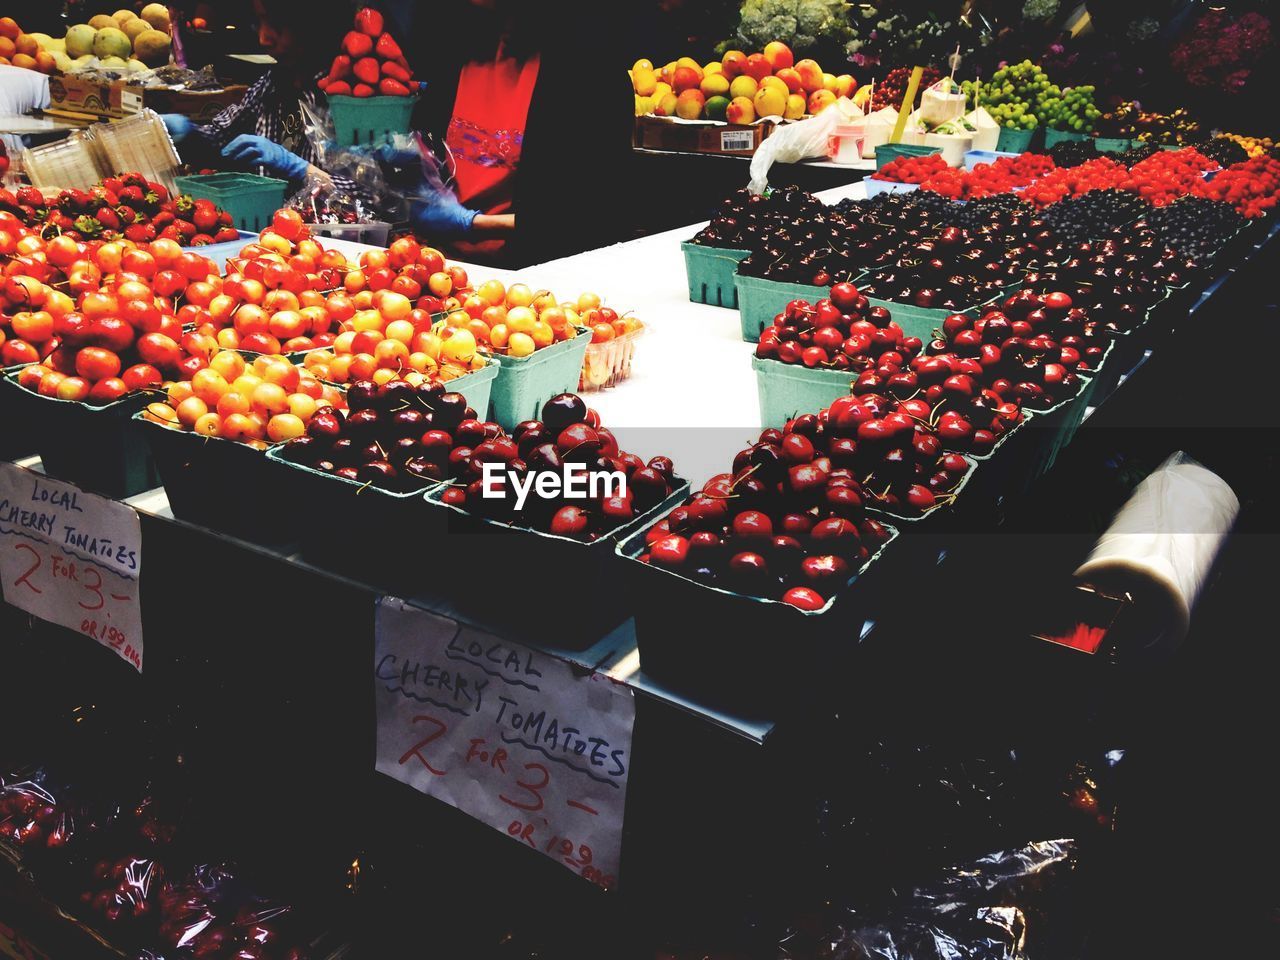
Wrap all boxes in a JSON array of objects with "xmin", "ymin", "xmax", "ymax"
[
  {"xmin": 748, "ymin": 98, "xmax": 863, "ymax": 194},
  {"xmin": 794, "ymin": 839, "xmax": 1077, "ymax": 960},
  {"xmin": 0, "ymin": 776, "xmax": 73, "ymax": 850},
  {"xmin": 153, "ymin": 863, "xmax": 314, "ymax": 959},
  {"xmin": 81, "ymin": 855, "xmax": 165, "ymax": 926}
]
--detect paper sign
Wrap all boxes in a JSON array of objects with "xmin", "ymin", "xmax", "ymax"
[
  {"xmin": 0, "ymin": 463, "xmax": 143, "ymax": 671},
  {"xmin": 374, "ymin": 597, "xmax": 634, "ymax": 889}
]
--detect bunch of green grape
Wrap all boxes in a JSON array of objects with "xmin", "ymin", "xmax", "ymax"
[
  {"xmin": 963, "ymin": 60, "xmax": 1054, "ymax": 130},
  {"xmin": 1039, "ymin": 84, "xmax": 1102, "ymax": 133}
]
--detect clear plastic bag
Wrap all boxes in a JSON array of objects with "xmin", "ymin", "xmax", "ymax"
[
  {"xmin": 797, "ymin": 839, "xmax": 1077, "ymax": 960},
  {"xmin": 748, "ymin": 98, "xmax": 863, "ymax": 194},
  {"xmin": 0, "ymin": 776, "xmax": 73, "ymax": 850}
]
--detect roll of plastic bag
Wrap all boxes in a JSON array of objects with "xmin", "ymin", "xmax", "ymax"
[
  {"xmin": 747, "ymin": 98, "xmax": 862, "ymax": 194},
  {"xmin": 1075, "ymin": 453, "xmax": 1239, "ymax": 649}
]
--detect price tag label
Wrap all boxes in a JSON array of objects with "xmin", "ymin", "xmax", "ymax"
[
  {"xmin": 720, "ymin": 130, "xmax": 755, "ymax": 152},
  {"xmin": 374, "ymin": 597, "xmax": 634, "ymax": 889},
  {"xmin": 0, "ymin": 463, "xmax": 143, "ymax": 672}
]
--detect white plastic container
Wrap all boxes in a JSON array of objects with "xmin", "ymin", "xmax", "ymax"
[{"xmin": 826, "ymin": 124, "xmax": 864, "ymax": 164}]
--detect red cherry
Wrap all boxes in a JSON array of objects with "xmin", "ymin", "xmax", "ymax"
[
  {"xmin": 649, "ymin": 535, "xmax": 690, "ymax": 569},
  {"xmin": 782, "ymin": 586, "xmax": 826, "ymax": 611}
]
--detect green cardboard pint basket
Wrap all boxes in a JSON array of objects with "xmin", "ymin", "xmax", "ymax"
[
  {"xmin": 753, "ymin": 356, "xmax": 855, "ymax": 428},
  {"xmin": 2, "ymin": 372, "xmax": 157, "ymax": 499},
  {"xmin": 995, "ymin": 126, "xmax": 1036, "ymax": 153},
  {"xmin": 327, "ymin": 93, "xmax": 419, "ymax": 146},
  {"xmin": 874, "ymin": 143, "xmax": 942, "ymax": 169},
  {"xmin": 1093, "ymin": 136, "xmax": 1132, "ymax": 153},
  {"xmin": 486, "ymin": 327, "xmax": 591, "ymax": 429},
  {"xmin": 682, "ymin": 241, "xmax": 749, "ymax": 307},
  {"xmin": 734, "ymin": 272, "xmax": 829, "ymax": 342},
  {"xmin": 1043, "ymin": 128, "xmax": 1090, "ymax": 148},
  {"xmin": 174, "ymin": 173, "xmax": 288, "ymax": 233}
]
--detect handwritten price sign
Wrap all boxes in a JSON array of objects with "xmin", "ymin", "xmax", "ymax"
[
  {"xmin": 373, "ymin": 597, "xmax": 634, "ymax": 889},
  {"xmin": 0, "ymin": 463, "xmax": 143, "ymax": 672}
]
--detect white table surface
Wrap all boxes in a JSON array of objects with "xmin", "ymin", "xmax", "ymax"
[{"xmin": 323, "ymin": 181, "xmax": 868, "ymax": 487}]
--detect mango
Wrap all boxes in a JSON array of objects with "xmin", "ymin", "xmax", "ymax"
[
  {"xmin": 699, "ymin": 73, "xmax": 729, "ymax": 98},
  {"xmin": 753, "ymin": 85, "xmax": 786, "ymax": 118},
  {"xmin": 632, "ymin": 68, "xmax": 657, "ymax": 96},
  {"xmin": 674, "ymin": 89, "xmax": 705, "ymax": 120},
  {"xmin": 784, "ymin": 94, "xmax": 805, "ymax": 120},
  {"xmin": 728, "ymin": 75, "xmax": 757, "ymax": 100},
  {"xmin": 88, "ymin": 15, "xmax": 116, "ymax": 30},
  {"xmin": 65, "ymin": 24, "xmax": 96, "ymax": 58},
  {"xmin": 726, "ymin": 96, "xmax": 755, "ymax": 124},
  {"xmin": 654, "ymin": 92, "xmax": 678, "ymax": 117},
  {"xmin": 133, "ymin": 28, "xmax": 170, "ymax": 66},
  {"xmin": 141, "ymin": 3, "xmax": 171, "ymax": 32},
  {"xmin": 123, "ymin": 18, "xmax": 151, "ymax": 42}
]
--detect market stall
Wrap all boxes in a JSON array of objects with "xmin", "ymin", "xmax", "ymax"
[{"xmin": 2, "ymin": 3, "xmax": 1279, "ymax": 958}]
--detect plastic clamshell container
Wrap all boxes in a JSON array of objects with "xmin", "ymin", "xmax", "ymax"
[
  {"xmin": 863, "ymin": 175, "xmax": 921, "ymax": 197},
  {"xmin": 1, "ymin": 372, "xmax": 157, "ymax": 498},
  {"xmin": 486, "ymin": 327, "xmax": 591, "ymax": 429},
  {"xmin": 995, "ymin": 126, "xmax": 1036, "ymax": 153},
  {"xmin": 1043, "ymin": 128, "xmax": 1090, "ymax": 148},
  {"xmin": 133, "ymin": 414, "xmax": 296, "ymax": 544},
  {"xmin": 580, "ymin": 326, "xmax": 643, "ymax": 392},
  {"xmin": 1093, "ymin": 137, "xmax": 1132, "ymax": 153},
  {"xmin": 423, "ymin": 479, "xmax": 691, "ymax": 651},
  {"xmin": 199, "ymin": 230, "xmax": 257, "ymax": 270},
  {"xmin": 174, "ymin": 173, "xmax": 288, "ymax": 233},
  {"xmin": 963, "ymin": 149, "xmax": 1021, "ymax": 170},
  {"xmin": 874, "ymin": 143, "xmax": 942, "ymax": 169},
  {"xmin": 617, "ymin": 517, "xmax": 900, "ymax": 706},
  {"xmin": 752, "ymin": 356, "xmax": 855, "ymax": 428},
  {"xmin": 327, "ymin": 94, "xmax": 419, "ymax": 146},
  {"xmin": 681, "ymin": 241, "xmax": 750, "ymax": 308},
  {"xmin": 307, "ymin": 221, "xmax": 394, "ymax": 247},
  {"xmin": 733, "ymin": 272, "xmax": 829, "ymax": 343}
]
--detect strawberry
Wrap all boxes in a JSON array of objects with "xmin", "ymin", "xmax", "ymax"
[
  {"xmin": 74, "ymin": 215, "xmax": 102, "ymax": 237},
  {"xmin": 343, "ymin": 31, "xmax": 372, "ymax": 58},
  {"xmin": 17, "ymin": 186, "xmax": 43, "ymax": 207},
  {"xmin": 174, "ymin": 195, "xmax": 194, "ymax": 215},
  {"xmin": 142, "ymin": 191, "xmax": 161, "ymax": 215},
  {"xmin": 193, "ymin": 203, "xmax": 219, "ymax": 233},
  {"xmin": 101, "ymin": 176, "xmax": 124, "ymax": 194},
  {"xmin": 172, "ymin": 220, "xmax": 197, "ymax": 241},
  {"xmin": 190, "ymin": 234, "xmax": 214, "ymax": 246},
  {"xmin": 327, "ymin": 81, "xmax": 352, "ymax": 96},
  {"xmin": 158, "ymin": 224, "xmax": 183, "ymax": 242},
  {"xmin": 352, "ymin": 84, "xmax": 374, "ymax": 98},
  {"xmin": 152, "ymin": 210, "xmax": 175, "ymax": 228},
  {"xmin": 353, "ymin": 57, "xmax": 380, "ymax": 85},
  {"xmin": 121, "ymin": 172, "xmax": 148, "ymax": 190},
  {"xmin": 146, "ymin": 181, "xmax": 168, "ymax": 203},
  {"xmin": 378, "ymin": 78, "xmax": 410, "ymax": 97},
  {"xmin": 381, "ymin": 60, "xmax": 411, "ymax": 83},
  {"xmin": 218, "ymin": 210, "xmax": 233, "ymax": 227},
  {"xmin": 374, "ymin": 33, "xmax": 402, "ymax": 60},
  {"xmin": 125, "ymin": 222, "xmax": 156, "ymax": 243},
  {"xmin": 95, "ymin": 207, "xmax": 121, "ymax": 231},
  {"xmin": 119, "ymin": 185, "xmax": 145, "ymax": 206},
  {"xmin": 115, "ymin": 205, "xmax": 136, "ymax": 224},
  {"xmin": 317, "ymin": 76, "xmax": 331, "ymax": 92},
  {"xmin": 214, "ymin": 226, "xmax": 240, "ymax": 243},
  {"xmin": 328, "ymin": 54, "xmax": 351, "ymax": 80},
  {"xmin": 355, "ymin": 7, "xmax": 383, "ymax": 36},
  {"xmin": 0, "ymin": 188, "xmax": 16, "ymax": 209}
]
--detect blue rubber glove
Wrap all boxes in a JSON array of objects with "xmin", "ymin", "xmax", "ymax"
[
  {"xmin": 222, "ymin": 134, "xmax": 309, "ymax": 181},
  {"xmin": 161, "ymin": 113, "xmax": 194, "ymax": 143},
  {"xmin": 410, "ymin": 192, "xmax": 479, "ymax": 237}
]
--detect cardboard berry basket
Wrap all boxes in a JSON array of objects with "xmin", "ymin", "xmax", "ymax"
[
  {"xmin": 133, "ymin": 414, "xmax": 297, "ymax": 545},
  {"xmin": 681, "ymin": 241, "xmax": 750, "ymax": 308},
  {"xmin": 262, "ymin": 445, "xmax": 449, "ymax": 580},
  {"xmin": 751, "ymin": 356, "xmax": 856, "ymax": 429},
  {"xmin": 422, "ymin": 479, "xmax": 691, "ymax": 651},
  {"xmin": 486, "ymin": 326, "xmax": 591, "ymax": 429},
  {"xmin": 1, "ymin": 372, "xmax": 158, "ymax": 498},
  {"xmin": 733, "ymin": 272, "xmax": 830, "ymax": 343},
  {"xmin": 1020, "ymin": 372, "xmax": 1100, "ymax": 481},
  {"xmin": 616, "ymin": 518, "xmax": 900, "ymax": 707}
]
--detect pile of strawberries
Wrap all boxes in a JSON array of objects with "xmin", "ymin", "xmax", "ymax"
[
  {"xmin": 1119, "ymin": 147, "xmax": 1217, "ymax": 207},
  {"xmin": 0, "ymin": 173, "xmax": 238, "ymax": 246},
  {"xmin": 1193, "ymin": 154, "xmax": 1280, "ymax": 218},
  {"xmin": 317, "ymin": 7, "xmax": 416, "ymax": 98},
  {"xmin": 1019, "ymin": 156, "xmax": 1129, "ymax": 207}
]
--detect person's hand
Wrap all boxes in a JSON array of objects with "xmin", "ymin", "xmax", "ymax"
[
  {"xmin": 161, "ymin": 113, "xmax": 194, "ymax": 144},
  {"xmin": 410, "ymin": 191, "xmax": 479, "ymax": 237},
  {"xmin": 221, "ymin": 134, "xmax": 309, "ymax": 181},
  {"xmin": 373, "ymin": 141, "xmax": 421, "ymax": 169}
]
